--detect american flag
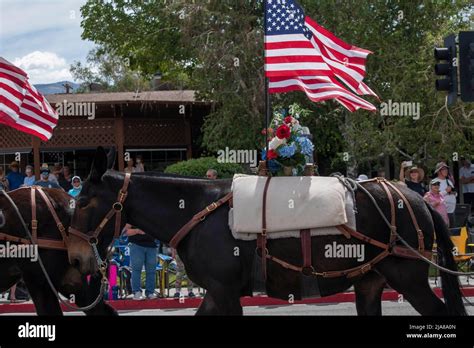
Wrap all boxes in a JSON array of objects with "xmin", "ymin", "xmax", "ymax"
[
  {"xmin": 264, "ymin": 0, "xmax": 378, "ymax": 111},
  {"xmin": 0, "ymin": 57, "xmax": 58, "ymax": 141}
]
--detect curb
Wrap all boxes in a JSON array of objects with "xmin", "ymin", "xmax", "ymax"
[{"xmin": 1, "ymin": 286, "xmax": 474, "ymax": 313}]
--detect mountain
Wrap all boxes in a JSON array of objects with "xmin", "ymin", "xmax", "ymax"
[{"xmin": 34, "ymin": 81, "xmax": 80, "ymax": 95}]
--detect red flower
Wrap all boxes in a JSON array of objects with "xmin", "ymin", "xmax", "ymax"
[
  {"xmin": 267, "ymin": 149, "xmax": 278, "ymax": 160},
  {"xmin": 276, "ymin": 124, "xmax": 291, "ymax": 139},
  {"xmin": 284, "ymin": 116, "xmax": 293, "ymax": 124},
  {"xmin": 261, "ymin": 128, "xmax": 267, "ymax": 135}
]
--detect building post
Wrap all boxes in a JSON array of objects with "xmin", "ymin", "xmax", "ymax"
[
  {"xmin": 32, "ymin": 136, "xmax": 40, "ymax": 180},
  {"xmin": 185, "ymin": 106, "xmax": 192, "ymax": 160},
  {"xmin": 114, "ymin": 105, "xmax": 125, "ymax": 172}
]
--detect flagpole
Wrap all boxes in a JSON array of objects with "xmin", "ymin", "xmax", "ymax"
[{"xmin": 264, "ymin": 1, "xmax": 271, "ymax": 172}]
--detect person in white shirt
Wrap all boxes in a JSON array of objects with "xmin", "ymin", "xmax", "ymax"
[
  {"xmin": 434, "ymin": 162, "xmax": 457, "ymax": 227},
  {"xmin": 459, "ymin": 157, "xmax": 474, "ymax": 208}
]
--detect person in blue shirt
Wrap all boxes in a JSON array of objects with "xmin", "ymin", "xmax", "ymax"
[
  {"xmin": 68, "ymin": 176, "xmax": 82, "ymax": 197},
  {"xmin": 34, "ymin": 169, "xmax": 62, "ymax": 190},
  {"xmin": 23, "ymin": 165, "xmax": 36, "ymax": 187},
  {"xmin": 6, "ymin": 161, "xmax": 25, "ymax": 191}
]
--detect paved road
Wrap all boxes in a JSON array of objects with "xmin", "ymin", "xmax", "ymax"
[{"xmin": 4, "ymin": 298, "xmax": 474, "ymax": 316}]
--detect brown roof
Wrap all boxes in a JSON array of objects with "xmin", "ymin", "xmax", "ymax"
[{"xmin": 46, "ymin": 90, "xmax": 208, "ymax": 104}]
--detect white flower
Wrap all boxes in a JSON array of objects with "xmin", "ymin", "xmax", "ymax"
[{"xmin": 269, "ymin": 136, "xmax": 287, "ymax": 150}]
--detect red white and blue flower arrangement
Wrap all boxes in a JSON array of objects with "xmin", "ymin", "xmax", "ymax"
[{"xmin": 262, "ymin": 107, "xmax": 314, "ymax": 176}]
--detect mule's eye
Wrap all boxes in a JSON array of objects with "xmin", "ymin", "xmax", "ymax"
[{"xmin": 76, "ymin": 197, "xmax": 89, "ymax": 208}]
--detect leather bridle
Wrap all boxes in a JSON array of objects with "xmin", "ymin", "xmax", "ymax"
[
  {"xmin": 68, "ymin": 172, "xmax": 132, "ymax": 250},
  {"xmin": 0, "ymin": 186, "xmax": 69, "ymax": 250}
]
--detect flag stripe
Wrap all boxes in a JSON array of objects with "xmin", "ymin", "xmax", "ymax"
[{"xmin": 0, "ymin": 57, "xmax": 58, "ymax": 140}]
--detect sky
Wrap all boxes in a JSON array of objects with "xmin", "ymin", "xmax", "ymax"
[{"xmin": 0, "ymin": 0, "xmax": 94, "ymax": 84}]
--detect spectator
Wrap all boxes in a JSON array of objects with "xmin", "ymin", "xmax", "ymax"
[
  {"xmin": 399, "ymin": 162, "xmax": 426, "ymax": 197},
  {"xmin": 0, "ymin": 167, "xmax": 9, "ymax": 191},
  {"xmin": 434, "ymin": 162, "xmax": 457, "ymax": 227},
  {"xmin": 172, "ymin": 249, "xmax": 195, "ymax": 298},
  {"xmin": 41, "ymin": 163, "xmax": 58, "ymax": 184},
  {"xmin": 124, "ymin": 159, "xmax": 136, "ymax": 174},
  {"xmin": 6, "ymin": 161, "xmax": 25, "ymax": 191},
  {"xmin": 68, "ymin": 176, "xmax": 82, "ymax": 198},
  {"xmin": 135, "ymin": 155, "xmax": 145, "ymax": 173},
  {"xmin": 58, "ymin": 165, "xmax": 73, "ymax": 191},
  {"xmin": 123, "ymin": 224, "xmax": 158, "ymax": 300},
  {"xmin": 206, "ymin": 169, "xmax": 218, "ymax": 179},
  {"xmin": 23, "ymin": 165, "xmax": 35, "ymax": 187},
  {"xmin": 459, "ymin": 157, "xmax": 474, "ymax": 207},
  {"xmin": 34, "ymin": 168, "xmax": 62, "ymax": 189},
  {"xmin": 424, "ymin": 178, "xmax": 449, "ymax": 226}
]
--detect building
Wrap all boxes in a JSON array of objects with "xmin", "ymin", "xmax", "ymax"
[{"xmin": 0, "ymin": 91, "xmax": 210, "ymax": 178}]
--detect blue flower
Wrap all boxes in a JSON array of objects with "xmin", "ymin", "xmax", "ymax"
[
  {"xmin": 278, "ymin": 143, "xmax": 296, "ymax": 158},
  {"xmin": 296, "ymin": 137, "xmax": 314, "ymax": 156}
]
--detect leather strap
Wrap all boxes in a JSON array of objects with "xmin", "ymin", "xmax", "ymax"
[
  {"xmin": 384, "ymin": 181, "xmax": 425, "ymax": 252},
  {"xmin": 257, "ymin": 177, "xmax": 272, "ymax": 280},
  {"xmin": 69, "ymin": 172, "xmax": 132, "ymax": 244},
  {"xmin": 0, "ymin": 233, "xmax": 67, "ymax": 250},
  {"xmin": 30, "ymin": 188, "xmax": 38, "ymax": 244},
  {"xmin": 36, "ymin": 187, "xmax": 68, "ymax": 245},
  {"xmin": 169, "ymin": 192, "xmax": 233, "ymax": 249},
  {"xmin": 379, "ymin": 180, "xmax": 398, "ymax": 246},
  {"xmin": 300, "ymin": 229, "xmax": 312, "ymax": 275}
]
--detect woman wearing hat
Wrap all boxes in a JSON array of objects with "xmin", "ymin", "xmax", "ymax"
[
  {"xmin": 399, "ymin": 161, "xmax": 426, "ymax": 197},
  {"xmin": 434, "ymin": 162, "xmax": 457, "ymax": 227},
  {"xmin": 424, "ymin": 178, "xmax": 449, "ymax": 226}
]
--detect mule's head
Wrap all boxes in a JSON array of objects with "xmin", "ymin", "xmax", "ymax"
[{"xmin": 68, "ymin": 147, "xmax": 121, "ymax": 275}]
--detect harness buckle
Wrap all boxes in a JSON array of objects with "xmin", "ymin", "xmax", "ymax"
[
  {"xmin": 361, "ymin": 263, "xmax": 371, "ymax": 274},
  {"xmin": 118, "ymin": 191, "xmax": 128, "ymax": 203},
  {"xmin": 113, "ymin": 202, "xmax": 123, "ymax": 212},
  {"xmin": 206, "ymin": 202, "xmax": 218, "ymax": 212},
  {"xmin": 31, "ymin": 220, "xmax": 38, "ymax": 230}
]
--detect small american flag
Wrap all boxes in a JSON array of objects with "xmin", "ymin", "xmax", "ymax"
[
  {"xmin": 0, "ymin": 57, "xmax": 58, "ymax": 141},
  {"xmin": 265, "ymin": 0, "xmax": 378, "ymax": 111}
]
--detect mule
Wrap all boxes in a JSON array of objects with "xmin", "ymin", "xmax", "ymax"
[
  {"xmin": 68, "ymin": 147, "xmax": 466, "ymax": 316},
  {"xmin": 0, "ymin": 187, "xmax": 116, "ymax": 316}
]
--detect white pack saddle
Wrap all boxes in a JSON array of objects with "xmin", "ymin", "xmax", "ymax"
[{"xmin": 229, "ymin": 174, "xmax": 355, "ymax": 240}]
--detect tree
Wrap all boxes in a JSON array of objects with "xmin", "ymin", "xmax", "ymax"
[
  {"xmin": 78, "ymin": 0, "xmax": 473, "ymax": 174},
  {"xmin": 70, "ymin": 45, "xmax": 151, "ymax": 92}
]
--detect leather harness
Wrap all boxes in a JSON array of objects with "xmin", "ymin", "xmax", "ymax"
[
  {"xmin": 69, "ymin": 172, "xmax": 433, "ymax": 282},
  {"xmin": 0, "ymin": 187, "xmax": 69, "ymax": 250},
  {"xmin": 68, "ymin": 172, "xmax": 132, "ymax": 246},
  {"xmin": 169, "ymin": 176, "xmax": 433, "ymax": 280}
]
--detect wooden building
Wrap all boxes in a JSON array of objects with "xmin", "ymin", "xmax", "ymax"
[{"xmin": 0, "ymin": 91, "xmax": 210, "ymax": 178}]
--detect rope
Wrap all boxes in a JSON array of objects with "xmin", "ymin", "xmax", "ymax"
[
  {"xmin": 0, "ymin": 190, "xmax": 107, "ymax": 312},
  {"xmin": 336, "ymin": 177, "xmax": 474, "ymax": 276}
]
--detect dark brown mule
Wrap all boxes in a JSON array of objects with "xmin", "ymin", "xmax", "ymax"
[
  {"xmin": 68, "ymin": 147, "xmax": 466, "ymax": 316},
  {"xmin": 0, "ymin": 187, "xmax": 116, "ymax": 315}
]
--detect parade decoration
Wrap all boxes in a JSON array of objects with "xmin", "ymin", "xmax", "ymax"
[
  {"xmin": 264, "ymin": 0, "xmax": 378, "ymax": 112},
  {"xmin": 262, "ymin": 105, "xmax": 314, "ymax": 176},
  {"xmin": 0, "ymin": 57, "xmax": 58, "ymax": 141}
]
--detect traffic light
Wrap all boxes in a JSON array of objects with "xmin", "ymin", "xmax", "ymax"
[
  {"xmin": 434, "ymin": 34, "xmax": 457, "ymax": 105},
  {"xmin": 458, "ymin": 31, "xmax": 474, "ymax": 102}
]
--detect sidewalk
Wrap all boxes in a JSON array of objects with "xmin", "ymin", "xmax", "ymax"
[{"xmin": 1, "ymin": 282, "xmax": 474, "ymax": 314}]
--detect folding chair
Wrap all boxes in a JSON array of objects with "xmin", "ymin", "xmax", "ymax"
[{"xmin": 450, "ymin": 226, "xmax": 474, "ymax": 284}]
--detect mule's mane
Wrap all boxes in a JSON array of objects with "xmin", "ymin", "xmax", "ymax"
[{"xmin": 104, "ymin": 169, "xmax": 233, "ymax": 186}]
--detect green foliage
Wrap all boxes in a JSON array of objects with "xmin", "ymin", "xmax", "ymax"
[
  {"xmin": 70, "ymin": 45, "xmax": 152, "ymax": 92},
  {"xmin": 78, "ymin": 0, "xmax": 474, "ymax": 174},
  {"xmin": 164, "ymin": 157, "xmax": 243, "ymax": 178}
]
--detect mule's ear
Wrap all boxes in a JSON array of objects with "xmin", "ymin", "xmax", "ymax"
[
  {"xmin": 106, "ymin": 147, "xmax": 116, "ymax": 170},
  {"xmin": 89, "ymin": 147, "xmax": 108, "ymax": 182}
]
